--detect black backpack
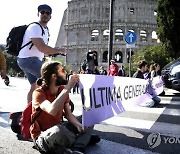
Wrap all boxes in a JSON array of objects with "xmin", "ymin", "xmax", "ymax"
[{"xmin": 5, "ymin": 22, "xmax": 45, "ymax": 56}]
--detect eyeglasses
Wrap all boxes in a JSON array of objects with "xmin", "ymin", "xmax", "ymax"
[{"xmin": 40, "ymin": 11, "xmax": 51, "ymax": 16}]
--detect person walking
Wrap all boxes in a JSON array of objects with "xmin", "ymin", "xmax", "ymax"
[
  {"xmin": 17, "ymin": 4, "xmax": 66, "ymax": 103},
  {"xmin": 31, "ymin": 61, "xmax": 100, "ymax": 154},
  {"xmin": 108, "ymin": 59, "xmax": 119, "ymax": 76}
]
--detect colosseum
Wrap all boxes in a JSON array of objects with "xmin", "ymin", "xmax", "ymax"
[{"xmin": 55, "ymin": 0, "xmax": 159, "ymax": 71}]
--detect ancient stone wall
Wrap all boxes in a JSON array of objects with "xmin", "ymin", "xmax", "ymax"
[{"xmin": 56, "ymin": 0, "xmax": 158, "ymax": 71}]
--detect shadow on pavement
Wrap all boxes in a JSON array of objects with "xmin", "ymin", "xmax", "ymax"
[
  {"xmin": 154, "ymin": 103, "xmax": 180, "ymax": 109},
  {"xmin": 93, "ymin": 125, "xmax": 180, "ymax": 154}
]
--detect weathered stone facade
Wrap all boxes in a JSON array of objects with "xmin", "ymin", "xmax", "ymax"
[{"xmin": 56, "ymin": 0, "xmax": 158, "ymax": 71}]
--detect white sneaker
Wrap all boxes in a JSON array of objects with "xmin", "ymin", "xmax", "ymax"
[{"xmin": 140, "ymin": 101, "xmax": 155, "ymax": 107}]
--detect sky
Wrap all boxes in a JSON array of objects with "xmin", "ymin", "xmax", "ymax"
[{"xmin": 0, "ymin": 0, "xmax": 70, "ymax": 47}]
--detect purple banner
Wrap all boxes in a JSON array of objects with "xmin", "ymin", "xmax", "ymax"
[{"xmin": 79, "ymin": 74, "xmax": 164, "ymax": 127}]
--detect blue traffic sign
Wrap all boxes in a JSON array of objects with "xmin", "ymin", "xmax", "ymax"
[{"xmin": 125, "ymin": 32, "xmax": 137, "ymax": 44}]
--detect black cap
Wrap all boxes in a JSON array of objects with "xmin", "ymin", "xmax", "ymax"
[{"xmin": 38, "ymin": 4, "xmax": 52, "ymax": 13}]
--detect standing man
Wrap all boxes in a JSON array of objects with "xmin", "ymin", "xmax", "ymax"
[
  {"xmin": 108, "ymin": 59, "xmax": 119, "ymax": 76},
  {"xmin": 86, "ymin": 51, "xmax": 98, "ymax": 74},
  {"xmin": 31, "ymin": 61, "xmax": 100, "ymax": 154},
  {"xmin": 118, "ymin": 65, "xmax": 126, "ymax": 77},
  {"xmin": 17, "ymin": 4, "xmax": 66, "ymax": 103}
]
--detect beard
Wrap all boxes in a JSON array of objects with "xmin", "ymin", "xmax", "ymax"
[{"xmin": 55, "ymin": 75, "xmax": 68, "ymax": 86}]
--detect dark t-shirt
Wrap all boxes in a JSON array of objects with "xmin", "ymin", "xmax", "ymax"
[{"xmin": 133, "ymin": 70, "xmax": 144, "ymax": 79}]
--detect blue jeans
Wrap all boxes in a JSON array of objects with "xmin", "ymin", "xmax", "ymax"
[
  {"xmin": 152, "ymin": 96, "xmax": 161, "ymax": 104},
  {"xmin": 17, "ymin": 57, "xmax": 42, "ymax": 84}
]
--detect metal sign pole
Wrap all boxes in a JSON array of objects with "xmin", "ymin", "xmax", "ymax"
[
  {"xmin": 108, "ymin": 0, "xmax": 114, "ymax": 68},
  {"xmin": 125, "ymin": 32, "xmax": 137, "ymax": 77},
  {"xmin": 129, "ymin": 48, "xmax": 132, "ymax": 77}
]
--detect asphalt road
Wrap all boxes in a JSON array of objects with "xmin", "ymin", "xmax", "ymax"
[{"xmin": 0, "ymin": 77, "xmax": 180, "ymax": 154}]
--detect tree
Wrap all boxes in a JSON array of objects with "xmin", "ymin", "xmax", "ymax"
[
  {"xmin": 157, "ymin": 0, "xmax": 180, "ymax": 59},
  {"xmin": 131, "ymin": 45, "xmax": 173, "ymax": 75},
  {"xmin": 3, "ymin": 52, "xmax": 24, "ymax": 76}
]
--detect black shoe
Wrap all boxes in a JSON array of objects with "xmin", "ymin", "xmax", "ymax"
[
  {"xmin": 4, "ymin": 76, "xmax": 10, "ymax": 86},
  {"xmin": 88, "ymin": 135, "xmax": 100, "ymax": 145}
]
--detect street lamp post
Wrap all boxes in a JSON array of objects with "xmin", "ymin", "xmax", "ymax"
[{"xmin": 108, "ymin": 0, "xmax": 114, "ymax": 67}]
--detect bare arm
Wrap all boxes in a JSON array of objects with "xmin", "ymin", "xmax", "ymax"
[
  {"xmin": 64, "ymin": 103, "xmax": 84, "ymax": 133},
  {"xmin": 31, "ymin": 38, "xmax": 67, "ymax": 55},
  {"xmin": 39, "ymin": 74, "xmax": 79, "ymax": 116}
]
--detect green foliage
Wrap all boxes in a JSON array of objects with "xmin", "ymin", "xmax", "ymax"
[
  {"xmin": 157, "ymin": 0, "xmax": 180, "ymax": 58},
  {"xmin": 3, "ymin": 51, "xmax": 24, "ymax": 76},
  {"xmin": 131, "ymin": 45, "xmax": 174, "ymax": 75},
  {"xmin": 45, "ymin": 56, "xmax": 72, "ymax": 73}
]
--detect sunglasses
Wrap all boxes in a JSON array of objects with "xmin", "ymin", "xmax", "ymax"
[{"xmin": 40, "ymin": 11, "xmax": 51, "ymax": 15}]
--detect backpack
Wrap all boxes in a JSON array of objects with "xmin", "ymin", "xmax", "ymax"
[
  {"xmin": 9, "ymin": 86, "xmax": 74, "ymax": 140},
  {"xmin": 5, "ymin": 22, "xmax": 45, "ymax": 56},
  {"xmin": 9, "ymin": 102, "xmax": 42, "ymax": 140}
]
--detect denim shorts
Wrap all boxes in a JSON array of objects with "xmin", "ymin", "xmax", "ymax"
[{"xmin": 17, "ymin": 57, "xmax": 42, "ymax": 84}]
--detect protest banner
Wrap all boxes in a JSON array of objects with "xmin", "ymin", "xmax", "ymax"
[{"xmin": 78, "ymin": 74, "xmax": 164, "ymax": 127}]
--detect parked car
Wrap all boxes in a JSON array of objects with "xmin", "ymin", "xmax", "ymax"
[{"xmin": 161, "ymin": 58, "xmax": 180, "ymax": 91}]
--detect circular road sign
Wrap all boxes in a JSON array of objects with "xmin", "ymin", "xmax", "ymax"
[{"xmin": 125, "ymin": 32, "xmax": 137, "ymax": 44}]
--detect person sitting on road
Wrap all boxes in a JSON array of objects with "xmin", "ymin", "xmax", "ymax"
[
  {"xmin": 149, "ymin": 63, "xmax": 165, "ymax": 96},
  {"xmin": 133, "ymin": 60, "xmax": 148, "ymax": 79},
  {"xmin": 0, "ymin": 48, "xmax": 10, "ymax": 86},
  {"xmin": 153, "ymin": 63, "xmax": 161, "ymax": 77},
  {"xmin": 133, "ymin": 60, "xmax": 161, "ymax": 107},
  {"xmin": 31, "ymin": 61, "xmax": 100, "ymax": 154},
  {"xmin": 149, "ymin": 64, "xmax": 156, "ymax": 79}
]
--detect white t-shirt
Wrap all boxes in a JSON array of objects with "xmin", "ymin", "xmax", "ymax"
[{"xmin": 18, "ymin": 23, "xmax": 49, "ymax": 60}]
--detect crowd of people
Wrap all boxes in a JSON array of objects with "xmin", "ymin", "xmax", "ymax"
[
  {"xmin": 70, "ymin": 59, "xmax": 162, "ymax": 109},
  {"xmin": 133, "ymin": 60, "xmax": 162, "ymax": 107},
  {"xmin": 1, "ymin": 3, "xmax": 163, "ymax": 153},
  {"xmin": 79, "ymin": 58, "xmax": 126, "ymax": 77},
  {"xmin": 1, "ymin": 4, "xmax": 100, "ymax": 154}
]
